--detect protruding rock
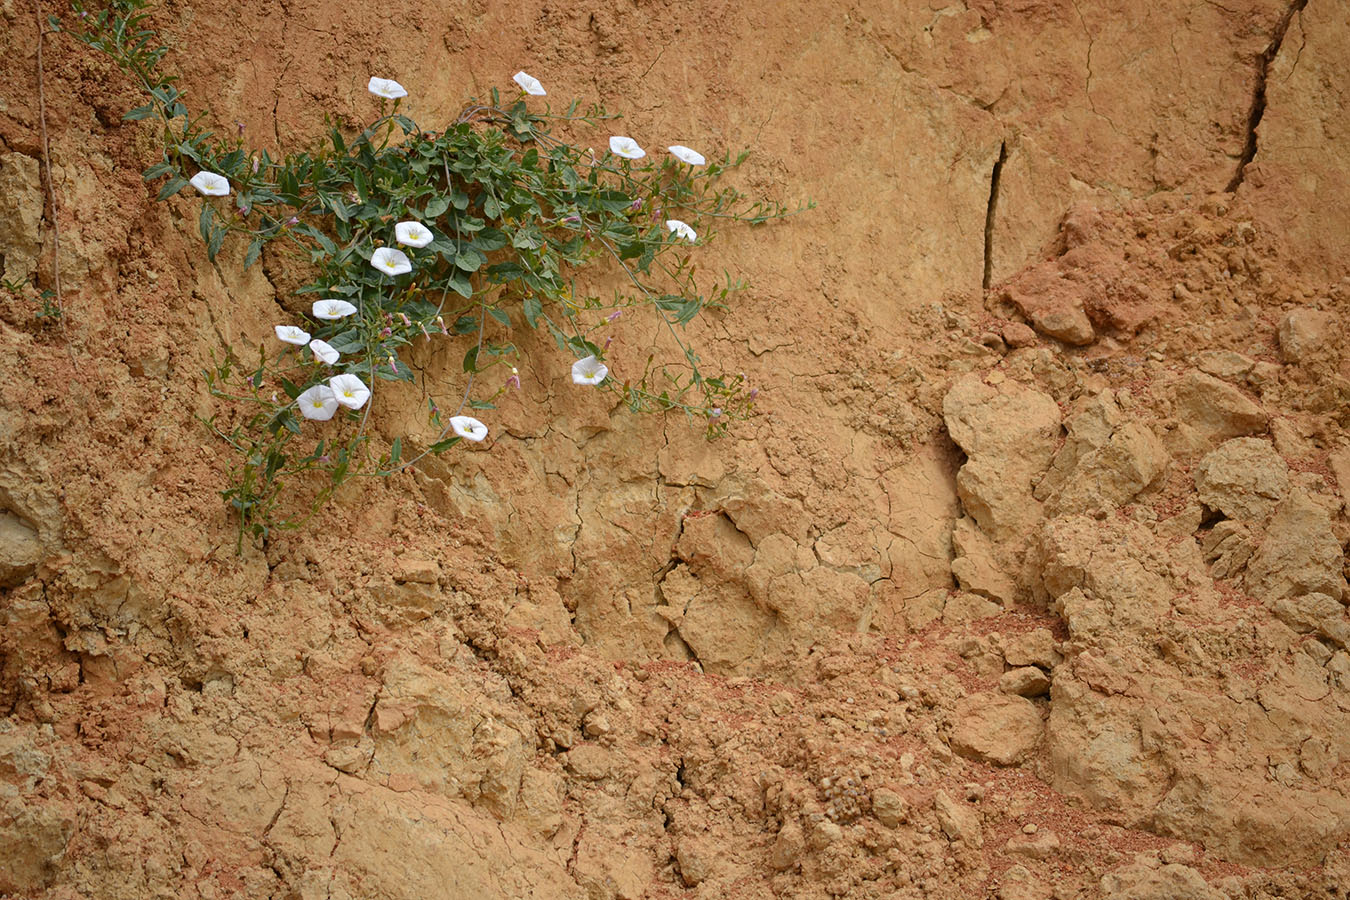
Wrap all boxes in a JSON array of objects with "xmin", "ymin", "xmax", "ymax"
[
  {"xmin": 1277, "ymin": 308, "xmax": 1335, "ymax": 364},
  {"xmin": 1269, "ymin": 593, "xmax": 1350, "ymax": 649},
  {"xmin": 0, "ymin": 153, "xmax": 43, "ymax": 283},
  {"xmin": 999, "ymin": 272, "xmax": 1096, "ymax": 345},
  {"xmin": 1199, "ymin": 520, "xmax": 1255, "ymax": 580},
  {"xmin": 942, "ymin": 590, "xmax": 1003, "ymax": 625},
  {"xmin": 1037, "ymin": 391, "xmax": 1169, "ymax": 514},
  {"xmin": 675, "ymin": 838, "xmax": 711, "ymax": 887},
  {"xmin": 770, "ymin": 821, "xmax": 805, "ymax": 871},
  {"xmin": 1246, "ymin": 490, "xmax": 1345, "ymax": 602},
  {"xmin": 949, "ymin": 693, "xmax": 1042, "ymax": 765},
  {"xmin": 1003, "ymin": 629, "xmax": 1063, "ymax": 669},
  {"xmin": 1194, "ymin": 438, "xmax": 1289, "ymax": 522},
  {"xmin": 1172, "ymin": 372, "xmax": 1268, "ymax": 446},
  {"xmin": 1006, "ymin": 828, "xmax": 1061, "ymax": 860},
  {"xmin": 1003, "ymin": 321, "xmax": 1038, "ymax": 348},
  {"xmin": 323, "ymin": 738, "xmax": 375, "ymax": 774},
  {"xmin": 1000, "ymin": 666, "xmax": 1051, "ymax": 697},
  {"xmin": 951, "ymin": 517, "xmax": 1016, "ymax": 603},
  {"xmin": 0, "ymin": 793, "xmax": 73, "ymax": 895},
  {"xmin": 0, "ymin": 512, "xmax": 42, "ymax": 588},
  {"xmin": 1195, "ymin": 350, "xmax": 1254, "ymax": 380},
  {"xmin": 943, "ymin": 376, "xmax": 1062, "ymax": 540},
  {"xmin": 935, "ymin": 790, "xmax": 983, "ymax": 847},
  {"xmin": 871, "ymin": 787, "xmax": 909, "ymax": 827},
  {"xmin": 808, "ymin": 819, "xmax": 842, "ymax": 850},
  {"xmin": 1100, "ymin": 859, "xmax": 1227, "ymax": 900}
]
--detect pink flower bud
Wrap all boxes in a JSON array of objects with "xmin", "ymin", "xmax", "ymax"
[{"xmin": 606, "ymin": 310, "xmax": 621, "ymax": 322}]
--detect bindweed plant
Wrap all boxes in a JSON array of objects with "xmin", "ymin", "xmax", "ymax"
[
  {"xmin": 59, "ymin": 1, "xmax": 806, "ymax": 548},
  {"xmin": 2, "ymin": 276, "xmax": 61, "ymax": 323}
]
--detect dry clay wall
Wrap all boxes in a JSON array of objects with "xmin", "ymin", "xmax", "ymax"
[{"xmin": 1, "ymin": 0, "xmax": 1349, "ymax": 898}]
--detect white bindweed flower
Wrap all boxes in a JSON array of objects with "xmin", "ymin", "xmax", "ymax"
[
  {"xmin": 394, "ymin": 220, "xmax": 433, "ymax": 248},
  {"xmin": 666, "ymin": 219, "xmax": 697, "ymax": 242},
  {"xmin": 312, "ymin": 298, "xmax": 358, "ymax": 320},
  {"xmin": 368, "ymin": 77, "xmax": 408, "ymax": 100},
  {"xmin": 309, "ymin": 339, "xmax": 340, "ymax": 365},
  {"xmin": 513, "ymin": 71, "xmax": 546, "ymax": 96},
  {"xmin": 275, "ymin": 324, "xmax": 311, "ymax": 345},
  {"xmin": 571, "ymin": 355, "xmax": 609, "ymax": 385},
  {"xmin": 667, "ymin": 145, "xmax": 706, "ymax": 166},
  {"xmin": 371, "ymin": 247, "xmax": 413, "ymax": 276},
  {"xmin": 190, "ymin": 171, "xmax": 231, "ymax": 196},
  {"xmin": 608, "ymin": 136, "xmax": 646, "ymax": 160},
  {"xmin": 329, "ymin": 373, "xmax": 371, "ymax": 409},
  {"xmin": 297, "ymin": 384, "xmax": 339, "ymax": 421},
  {"xmin": 450, "ymin": 414, "xmax": 488, "ymax": 442}
]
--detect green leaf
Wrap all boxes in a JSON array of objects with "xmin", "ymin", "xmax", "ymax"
[
  {"xmin": 207, "ymin": 223, "xmax": 227, "ymax": 261},
  {"xmin": 123, "ymin": 103, "xmax": 156, "ymax": 121},
  {"xmin": 390, "ymin": 437, "xmax": 402, "ymax": 466},
  {"xmin": 428, "ymin": 436, "xmax": 462, "ymax": 454},
  {"xmin": 328, "ymin": 330, "xmax": 365, "ymax": 354},
  {"xmin": 449, "ymin": 272, "xmax": 474, "ymax": 299},
  {"xmin": 523, "ymin": 295, "xmax": 543, "ymax": 327},
  {"xmin": 198, "ymin": 204, "xmax": 213, "ymax": 243},
  {"xmin": 486, "ymin": 307, "xmax": 511, "ymax": 328},
  {"xmin": 462, "ymin": 344, "xmax": 479, "ymax": 372},
  {"xmin": 142, "ymin": 160, "xmax": 175, "ymax": 181},
  {"xmin": 474, "ymin": 228, "xmax": 509, "ymax": 252},
  {"xmin": 279, "ymin": 378, "xmax": 303, "ymax": 400},
  {"xmin": 455, "ymin": 247, "xmax": 486, "ymax": 272},
  {"xmin": 329, "ymin": 194, "xmax": 350, "ymax": 222},
  {"xmin": 486, "ymin": 262, "xmax": 525, "ymax": 282},
  {"xmin": 511, "ymin": 228, "xmax": 542, "ymax": 250},
  {"xmin": 156, "ymin": 175, "xmax": 189, "ymax": 201},
  {"xmin": 424, "ymin": 196, "xmax": 450, "ymax": 218}
]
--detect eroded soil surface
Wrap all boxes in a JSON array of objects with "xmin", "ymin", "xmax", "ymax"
[{"xmin": 1, "ymin": 0, "xmax": 1348, "ymax": 897}]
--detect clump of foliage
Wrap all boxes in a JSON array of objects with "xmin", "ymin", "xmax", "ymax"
[{"xmin": 58, "ymin": 1, "xmax": 805, "ymax": 547}]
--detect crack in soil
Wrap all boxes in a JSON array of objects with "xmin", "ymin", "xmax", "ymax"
[
  {"xmin": 1225, "ymin": 0, "xmax": 1310, "ymax": 192},
  {"xmin": 982, "ymin": 141, "xmax": 1007, "ymax": 292}
]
